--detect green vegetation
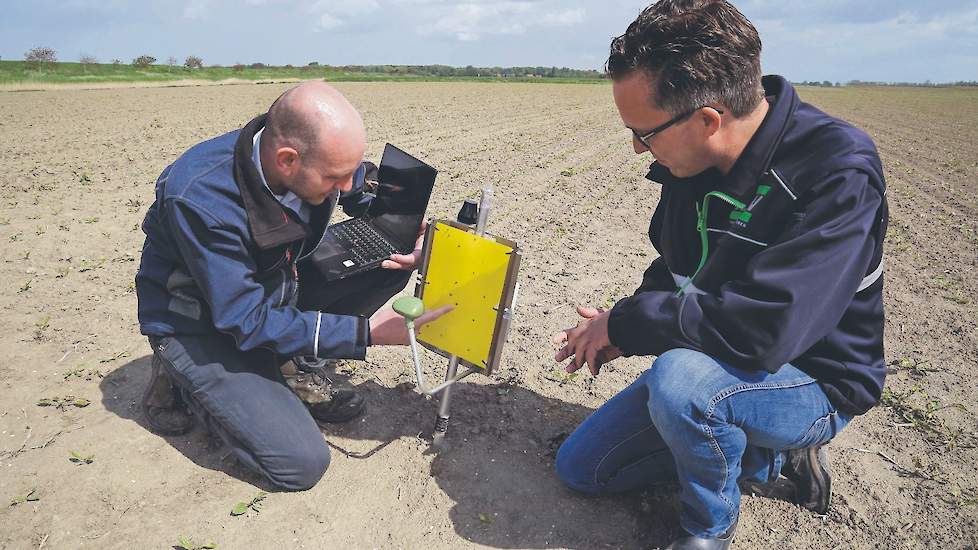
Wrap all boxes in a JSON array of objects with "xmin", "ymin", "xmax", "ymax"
[{"xmin": 0, "ymin": 60, "xmax": 606, "ymax": 86}]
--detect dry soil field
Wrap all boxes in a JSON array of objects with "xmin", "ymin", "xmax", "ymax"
[{"xmin": 0, "ymin": 81, "xmax": 976, "ymax": 549}]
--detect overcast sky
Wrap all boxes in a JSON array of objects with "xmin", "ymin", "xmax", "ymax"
[{"xmin": 3, "ymin": 0, "xmax": 977, "ymax": 83}]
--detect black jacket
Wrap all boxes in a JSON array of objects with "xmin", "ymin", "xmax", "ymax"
[{"xmin": 608, "ymin": 76, "xmax": 888, "ymax": 415}]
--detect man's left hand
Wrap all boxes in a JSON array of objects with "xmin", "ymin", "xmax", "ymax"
[
  {"xmin": 381, "ymin": 220, "xmax": 427, "ymax": 271},
  {"xmin": 553, "ymin": 305, "xmax": 622, "ymax": 376}
]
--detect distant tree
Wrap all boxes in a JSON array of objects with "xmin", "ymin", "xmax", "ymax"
[
  {"xmin": 232, "ymin": 63, "xmax": 245, "ymax": 72},
  {"xmin": 24, "ymin": 46, "xmax": 57, "ymax": 68},
  {"xmin": 184, "ymin": 55, "xmax": 203, "ymax": 69},
  {"xmin": 249, "ymin": 62, "xmax": 266, "ymax": 69},
  {"xmin": 308, "ymin": 61, "xmax": 319, "ymax": 67},
  {"xmin": 79, "ymin": 54, "xmax": 97, "ymax": 65},
  {"xmin": 132, "ymin": 55, "xmax": 156, "ymax": 67},
  {"xmin": 112, "ymin": 58, "xmax": 122, "ymax": 65}
]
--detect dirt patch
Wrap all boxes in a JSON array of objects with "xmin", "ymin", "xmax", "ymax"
[{"xmin": 0, "ymin": 82, "xmax": 976, "ymax": 549}]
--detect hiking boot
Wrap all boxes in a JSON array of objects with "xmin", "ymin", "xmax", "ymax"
[
  {"xmin": 665, "ymin": 520, "xmax": 737, "ymax": 550},
  {"xmin": 741, "ymin": 444, "xmax": 832, "ymax": 514},
  {"xmin": 284, "ymin": 357, "xmax": 365, "ymax": 423},
  {"xmin": 781, "ymin": 444, "xmax": 832, "ymax": 514},
  {"xmin": 142, "ymin": 355, "xmax": 195, "ymax": 436}
]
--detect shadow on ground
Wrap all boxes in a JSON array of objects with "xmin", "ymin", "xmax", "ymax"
[{"xmin": 101, "ymin": 356, "xmax": 678, "ymax": 549}]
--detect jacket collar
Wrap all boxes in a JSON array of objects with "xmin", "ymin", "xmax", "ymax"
[
  {"xmin": 233, "ymin": 114, "xmax": 308, "ymax": 250},
  {"xmin": 645, "ymin": 75, "xmax": 799, "ymax": 201}
]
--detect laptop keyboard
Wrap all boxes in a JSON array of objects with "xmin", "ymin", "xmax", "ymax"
[{"xmin": 330, "ymin": 218, "xmax": 399, "ymax": 265}]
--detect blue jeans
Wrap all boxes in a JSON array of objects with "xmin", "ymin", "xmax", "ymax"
[
  {"xmin": 150, "ymin": 265, "xmax": 410, "ymax": 491},
  {"xmin": 555, "ymin": 349, "xmax": 851, "ymax": 537}
]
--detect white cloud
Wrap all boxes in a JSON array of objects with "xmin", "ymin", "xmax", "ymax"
[
  {"xmin": 417, "ymin": 1, "xmax": 585, "ymax": 41},
  {"xmin": 543, "ymin": 8, "xmax": 585, "ymax": 26},
  {"xmin": 307, "ymin": 0, "xmax": 381, "ymax": 31}
]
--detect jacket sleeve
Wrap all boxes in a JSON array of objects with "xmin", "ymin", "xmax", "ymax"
[
  {"xmin": 607, "ymin": 169, "xmax": 883, "ymax": 372},
  {"xmin": 165, "ymin": 197, "xmax": 369, "ymax": 359},
  {"xmin": 338, "ymin": 161, "xmax": 375, "ymax": 218},
  {"xmin": 634, "ymin": 256, "xmax": 676, "ymax": 294}
]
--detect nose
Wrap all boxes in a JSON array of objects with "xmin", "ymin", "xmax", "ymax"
[
  {"xmin": 338, "ymin": 175, "xmax": 354, "ymax": 193},
  {"xmin": 632, "ymin": 135, "xmax": 649, "ymax": 155}
]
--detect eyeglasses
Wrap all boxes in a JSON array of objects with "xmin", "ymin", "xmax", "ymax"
[{"xmin": 630, "ymin": 106, "xmax": 724, "ymax": 149}]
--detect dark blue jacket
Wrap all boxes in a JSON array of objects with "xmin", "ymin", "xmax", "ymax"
[
  {"xmin": 608, "ymin": 76, "xmax": 888, "ymax": 415},
  {"xmin": 136, "ymin": 115, "xmax": 373, "ymax": 359}
]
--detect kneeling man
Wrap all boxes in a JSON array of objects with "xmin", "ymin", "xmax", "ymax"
[{"xmin": 553, "ymin": 1, "xmax": 888, "ymax": 548}]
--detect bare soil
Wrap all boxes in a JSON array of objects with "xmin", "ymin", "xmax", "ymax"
[{"xmin": 0, "ymin": 82, "xmax": 976, "ymax": 549}]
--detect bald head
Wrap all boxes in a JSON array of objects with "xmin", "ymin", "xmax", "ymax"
[
  {"xmin": 264, "ymin": 81, "xmax": 366, "ymax": 163},
  {"xmin": 259, "ymin": 82, "xmax": 367, "ymax": 204}
]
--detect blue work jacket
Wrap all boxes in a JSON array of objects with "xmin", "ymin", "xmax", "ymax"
[{"xmin": 136, "ymin": 115, "xmax": 372, "ymax": 359}]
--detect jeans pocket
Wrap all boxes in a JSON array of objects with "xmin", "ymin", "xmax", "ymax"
[{"xmin": 786, "ymin": 411, "xmax": 845, "ymax": 449}]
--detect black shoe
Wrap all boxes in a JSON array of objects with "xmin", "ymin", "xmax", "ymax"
[
  {"xmin": 284, "ymin": 358, "xmax": 365, "ymax": 423},
  {"xmin": 142, "ymin": 355, "xmax": 195, "ymax": 436},
  {"xmin": 741, "ymin": 444, "xmax": 832, "ymax": 515},
  {"xmin": 782, "ymin": 444, "xmax": 832, "ymax": 514},
  {"xmin": 665, "ymin": 520, "xmax": 737, "ymax": 550}
]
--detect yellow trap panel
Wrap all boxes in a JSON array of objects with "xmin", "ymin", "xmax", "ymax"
[{"xmin": 417, "ymin": 222, "xmax": 514, "ymax": 368}]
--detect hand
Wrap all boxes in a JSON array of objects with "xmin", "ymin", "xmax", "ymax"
[
  {"xmin": 381, "ymin": 220, "xmax": 427, "ymax": 271},
  {"xmin": 369, "ymin": 302, "xmax": 453, "ymax": 346},
  {"xmin": 552, "ymin": 305, "xmax": 622, "ymax": 376}
]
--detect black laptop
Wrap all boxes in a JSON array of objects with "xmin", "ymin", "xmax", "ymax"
[{"xmin": 311, "ymin": 143, "xmax": 437, "ymax": 281}]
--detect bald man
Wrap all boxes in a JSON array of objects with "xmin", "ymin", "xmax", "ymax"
[{"xmin": 135, "ymin": 82, "xmax": 447, "ymax": 490}]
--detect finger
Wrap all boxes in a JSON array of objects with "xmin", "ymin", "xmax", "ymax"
[
  {"xmin": 565, "ymin": 360, "xmax": 584, "ymax": 374},
  {"xmin": 387, "ymin": 253, "xmax": 416, "ymax": 266},
  {"xmin": 551, "ymin": 331, "xmax": 569, "ymax": 345},
  {"xmin": 576, "ymin": 305, "xmax": 600, "ymax": 318},
  {"xmin": 585, "ymin": 348, "xmax": 600, "ymax": 376},
  {"xmin": 417, "ymin": 304, "xmax": 454, "ymax": 325},
  {"xmin": 554, "ymin": 344, "xmax": 572, "ymax": 362},
  {"xmin": 380, "ymin": 260, "xmax": 400, "ymax": 269}
]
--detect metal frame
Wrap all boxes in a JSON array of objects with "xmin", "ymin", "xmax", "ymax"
[{"xmin": 412, "ymin": 219, "xmax": 521, "ymax": 376}]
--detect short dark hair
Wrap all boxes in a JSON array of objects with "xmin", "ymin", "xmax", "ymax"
[{"xmin": 607, "ymin": 0, "xmax": 764, "ymax": 117}]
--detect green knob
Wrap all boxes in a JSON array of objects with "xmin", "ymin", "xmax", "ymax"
[{"xmin": 393, "ymin": 296, "xmax": 425, "ymax": 321}]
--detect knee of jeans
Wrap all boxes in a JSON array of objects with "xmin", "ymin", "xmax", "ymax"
[
  {"xmin": 555, "ymin": 438, "xmax": 602, "ymax": 494},
  {"xmin": 645, "ymin": 348, "xmax": 712, "ymax": 417},
  {"xmin": 267, "ymin": 439, "xmax": 331, "ymax": 491}
]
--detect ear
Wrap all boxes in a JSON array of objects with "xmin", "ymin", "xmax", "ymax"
[
  {"xmin": 698, "ymin": 107, "xmax": 723, "ymax": 137},
  {"xmin": 274, "ymin": 147, "xmax": 300, "ymax": 177}
]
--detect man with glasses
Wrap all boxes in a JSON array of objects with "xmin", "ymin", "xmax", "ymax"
[{"xmin": 552, "ymin": 1, "xmax": 888, "ymax": 548}]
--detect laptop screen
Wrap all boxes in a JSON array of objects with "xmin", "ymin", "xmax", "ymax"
[{"xmin": 369, "ymin": 144, "xmax": 437, "ymax": 244}]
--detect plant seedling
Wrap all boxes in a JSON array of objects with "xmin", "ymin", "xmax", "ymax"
[
  {"xmin": 18, "ymin": 279, "xmax": 32, "ymax": 293},
  {"xmin": 177, "ymin": 537, "xmax": 217, "ymax": 550},
  {"xmin": 68, "ymin": 450, "xmax": 95, "ymax": 464},
  {"xmin": 9, "ymin": 488, "xmax": 40, "ymax": 507},
  {"xmin": 544, "ymin": 368, "xmax": 579, "ymax": 386},
  {"xmin": 37, "ymin": 395, "xmax": 91, "ymax": 410},
  {"xmin": 230, "ymin": 491, "xmax": 267, "ymax": 516}
]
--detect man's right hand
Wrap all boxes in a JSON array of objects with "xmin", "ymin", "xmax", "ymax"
[{"xmin": 368, "ymin": 303, "xmax": 453, "ymax": 346}]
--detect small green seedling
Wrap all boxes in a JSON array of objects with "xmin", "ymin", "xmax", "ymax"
[
  {"xmin": 544, "ymin": 368, "xmax": 579, "ymax": 386},
  {"xmin": 18, "ymin": 279, "xmax": 32, "ymax": 293},
  {"xmin": 99, "ymin": 350, "xmax": 129, "ymax": 364},
  {"xmin": 37, "ymin": 396, "xmax": 91, "ymax": 410},
  {"xmin": 478, "ymin": 512, "xmax": 494, "ymax": 524},
  {"xmin": 63, "ymin": 367, "xmax": 103, "ymax": 381},
  {"xmin": 68, "ymin": 450, "xmax": 95, "ymax": 464},
  {"xmin": 177, "ymin": 537, "xmax": 217, "ymax": 550},
  {"xmin": 230, "ymin": 491, "xmax": 267, "ymax": 516},
  {"xmin": 9, "ymin": 488, "xmax": 40, "ymax": 507}
]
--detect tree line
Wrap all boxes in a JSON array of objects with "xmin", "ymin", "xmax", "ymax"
[{"xmin": 19, "ymin": 46, "xmax": 603, "ymax": 79}]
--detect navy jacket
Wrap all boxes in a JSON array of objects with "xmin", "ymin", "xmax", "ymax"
[
  {"xmin": 608, "ymin": 76, "xmax": 888, "ymax": 415},
  {"xmin": 136, "ymin": 115, "xmax": 373, "ymax": 359}
]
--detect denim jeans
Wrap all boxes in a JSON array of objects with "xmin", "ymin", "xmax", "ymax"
[
  {"xmin": 150, "ymin": 265, "xmax": 410, "ymax": 490},
  {"xmin": 555, "ymin": 348, "xmax": 851, "ymax": 537}
]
